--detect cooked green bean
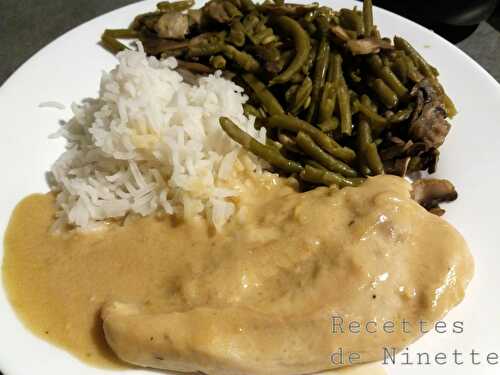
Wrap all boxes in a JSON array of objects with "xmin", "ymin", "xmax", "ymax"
[
  {"xmin": 252, "ymin": 45, "xmax": 280, "ymax": 62},
  {"xmin": 223, "ymin": 1, "xmax": 243, "ymax": 18},
  {"xmin": 300, "ymin": 165, "xmax": 363, "ymax": 187},
  {"xmin": 296, "ymin": 132, "xmax": 358, "ymax": 177},
  {"xmin": 243, "ymin": 103, "xmax": 262, "ymax": 118},
  {"xmin": 364, "ymin": 143, "xmax": 384, "ymax": 175},
  {"xmin": 327, "ymin": 52, "xmax": 342, "ymax": 84},
  {"xmin": 316, "ymin": 15, "xmax": 331, "ymax": 35},
  {"xmin": 157, "ymin": 0, "xmax": 195, "ymax": 12},
  {"xmin": 305, "ymin": 160, "xmax": 327, "ymax": 171},
  {"xmin": 219, "ymin": 117, "xmax": 303, "ymax": 173},
  {"xmin": 222, "ymin": 45, "xmax": 260, "ymax": 71},
  {"xmin": 444, "ymin": 93, "xmax": 457, "ymax": 118},
  {"xmin": 370, "ymin": 78, "xmax": 398, "ymax": 108},
  {"xmin": 242, "ymin": 13, "xmax": 260, "ymax": 31},
  {"xmin": 307, "ymin": 37, "xmax": 330, "ymax": 122},
  {"xmin": 304, "ymin": 10, "xmax": 318, "ymax": 23},
  {"xmin": 394, "ymin": 36, "xmax": 436, "ymax": 79},
  {"xmin": 380, "ymin": 66, "xmax": 407, "ymax": 98},
  {"xmin": 399, "ymin": 55, "xmax": 423, "ymax": 82},
  {"xmin": 290, "ymin": 77, "xmax": 313, "ymax": 114},
  {"xmin": 228, "ymin": 21, "xmax": 246, "ymax": 47},
  {"xmin": 360, "ymin": 94, "xmax": 377, "ymax": 112},
  {"xmin": 318, "ymin": 52, "xmax": 342, "ymax": 123},
  {"xmin": 187, "ymin": 42, "xmax": 224, "ymax": 57},
  {"xmin": 209, "ymin": 55, "xmax": 227, "ymax": 69},
  {"xmin": 359, "ymin": 163, "xmax": 372, "ymax": 177},
  {"xmin": 392, "ymin": 56, "xmax": 409, "ymax": 84},
  {"xmin": 339, "ymin": 9, "xmax": 363, "ymax": 34},
  {"xmin": 285, "ymin": 85, "xmax": 299, "ymax": 104},
  {"xmin": 251, "ymin": 28, "xmax": 275, "ymax": 44},
  {"xmin": 357, "ymin": 120, "xmax": 372, "ymax": 148},
  {"xmin": 303, "ymin": 41, "xmax": 318, "ymax": 75},
  {"xmin": 388, "ymin": 104, "xmax": 415, "ymax": 123},
  {"xmin": 101, "ymin": 32, "xmax": 129, "ymax": 54},
  {"xmin": 367, "ymin": 55, "xmax": 408, "ymax": 98},
  {"xmin": 176, "ymin": 60, "xmax": 213, "ymax": 74},
  {"xmin": 354, "ymin": 100, "xmax": 388, "ymax": 127},
  {"xmin": 356, "ymin": 124, "xmax": 374, "ymax": 178},
  {"xmin": 257, "ymin": 2, "xmax": 319, "ymax": 17},
  {"xmin": 278, "ymin": 131, "xmax": 302, "ymax": 154},
  {"xmin": 318, "ymin": 82, "xmax": 336, "ymax": 123},
  {"xmin": 337, "ymin": 83, "xmax": 352, "ymax": 135},
  {"xmin": 242, "ymin": 74, "xmax": 285, "ymax": 116},
  {"xmin": 318, "ymin": 116, "xmax": 339, "ymax": 132},
  {"xmin": 104, "ymin": 29, "xmax": 139, "ymax": 38},
  {"xmin": 289, "ymin": 72, "xmax": 305, "ymax": 84},
  {"xmin": 269, "ymin": 16, "xmax": 311, "ymax": 85},
  {"xmin": 266, "ymin": 138, "xmax": 283, "ymax": 151},
  {"xmin": 357, "ymin": 121, "xmax": 384, "ymax": 175},
  {"xmin": 267, "ymin": 115, "xmax": 356, "ymax": 163},
  {"xmin": 363, "ymin": 0, "xmax": 373, "ymax": 37},
  {"xmin": 239, "ymin": 0, "xmax": 256, "ymax": 12}
]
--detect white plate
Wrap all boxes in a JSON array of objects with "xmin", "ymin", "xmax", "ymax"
[{"xmin": 1, "ymin": 1, "xmax": 499, "ymax": 374}]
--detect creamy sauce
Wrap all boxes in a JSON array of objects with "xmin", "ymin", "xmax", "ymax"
[{"xmin": 2, "ymin": 175, "xmax": 473, "ymax": 375}]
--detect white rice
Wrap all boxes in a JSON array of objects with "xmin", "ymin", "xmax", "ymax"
[
  {"xmin": 39, "ymin": 101, "xmax": 66, "ymax": 110},
  {"xmin": 49, "ymin": 46, "xmax": 266, "ymax": 232}
]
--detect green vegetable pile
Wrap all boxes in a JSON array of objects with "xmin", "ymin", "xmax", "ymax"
[{"xmin": 102, "ymin": 0, "xmax": 458, "ymax": 212}]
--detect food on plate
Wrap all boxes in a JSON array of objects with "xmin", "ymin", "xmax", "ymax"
[
  {"xmin": 101, "ymin": 0, "xmax": 458, "ymax": 214},
  {"xmin": 2, "ymin": 1, "xmax": 474, "ymax": 375},
  {"xmin": 47, "ymin": 48, "xmax": 266, "ymax": 231},
  {"xmin": 5, "ymin": 176, "xmax": 473, "ymax": 374}
]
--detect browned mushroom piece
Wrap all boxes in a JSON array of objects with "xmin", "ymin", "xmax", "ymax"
[
  {"xmin": 188, "ymin": 9, "xmax": 203, "ymax": 28},
  {"xmin": 383, "ymin": 157, "xmax": 410, "ymax": 176},
  {"xmin": 425, "ymin": 148, "xmax": 440, "ymax": 174},
  {"xmin": 346, "ymin": 38, "xmax": 393, "ymax": 55},
  {"xmin": 429, "ymin": 207, "xmax": 446, "ymax": 216},
  {"xmin": 202, "ymin": 0, "xmax": 231, "ymax": 23},
  {"xmin": 131, "ymin": 11, "xmax": 162, "ymax": 31},
  {"xmin": 409, "ymin": 79, "xmax": 451, "ymax": 149},
  {"xmin": 330, "ymin": 25, "xmax": 351, "ymax": 42},
  {"xmin": 141, "ymin": 38, "xmax": 190, "ymax": 56},
  {"xmin": 155, "ymin": 13, "xmax": 190, "ymax": 39},
  {"xmin": 411, "ymin": 178, "xmax": 458, "ymax": 213}
]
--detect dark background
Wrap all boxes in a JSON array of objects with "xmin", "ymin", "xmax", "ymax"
[{"xmin": 0, "ymin": 0, "xmax": 499, "ymax": 85}]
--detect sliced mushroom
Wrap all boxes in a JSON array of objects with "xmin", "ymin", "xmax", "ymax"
[
  {"xmin": 429, "ymin": 207, "xmax": 446, "ymax": 216},
  {"xmin": 131, "ymin": 11, "xmax": 162, "ymax": 31},
  {"xmin": 203, "ymin": 0, "xmax": 231, "ymax": 23},
  {"xmin": 411, "ymin": 178, "xmax": 458, "ymax": 211},
  {"xmin": 155, "ymin": 13, "xmax": 189, "ymax": 39},
  {"xmin": 346, "ymin": 38, "xmax": 393, "ymax": 55},
  {"xmin": 383, "ymin": 157, "xmax": 410, "ymax": 176},
  {"xmin": 425, "ymin": 148, "xmax": 440, "ymax": 174},
  {"xmin": 330, "ymin": 25, "xmax": 351, "ymax": 42},
  {"xmin": 380, "ymin": 142, "xmax": 409, "ymax": 161},
  {"xmin": 409, "ymin": 79, "xmax": 451, "ymax": 149},
  {"xmin": 188, "ymin": 9, "xmax": 203, "ymax": 29}
]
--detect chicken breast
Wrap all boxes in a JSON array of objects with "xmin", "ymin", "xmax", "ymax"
[{"xmin": 101, "ymin": 175, "xmax": 474, "ymax": 375}]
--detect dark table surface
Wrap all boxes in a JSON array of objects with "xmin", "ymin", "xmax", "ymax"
[{"xmin": 1, "ymin": 0, "xmax": 499, "ymax": 86}]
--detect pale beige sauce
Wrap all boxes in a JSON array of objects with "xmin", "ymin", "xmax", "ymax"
[{"xmin": 2, "ymin": 175, "xmax": 473, "ymax": 375}]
